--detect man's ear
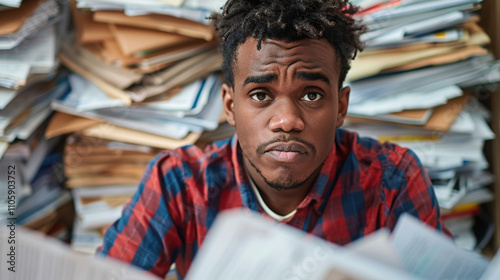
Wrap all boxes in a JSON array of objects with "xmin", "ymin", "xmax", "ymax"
[
  {"xmin": 222, "ymin": 83, "xmax": 236, "ymax": 126},
  {"xmin": 336, "ymin": 86, "xmax": 350, "ymax": 128}
]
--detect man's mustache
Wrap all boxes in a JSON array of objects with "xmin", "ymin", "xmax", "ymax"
[{"xmin": 256, "ymin": 134, "xmax": 316, "ymax": 155}]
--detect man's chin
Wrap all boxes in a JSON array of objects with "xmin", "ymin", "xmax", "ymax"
[
  {"xmin": 264, "ymin": 179, "xmax": 304, "ymax": 191},
  {"xmin": 261, "ymin": 171, "xmax": 310, "ymax": 191},
  {"xmin": 246, "ymin": 156, "xmax": 318, "ymax": 191}
]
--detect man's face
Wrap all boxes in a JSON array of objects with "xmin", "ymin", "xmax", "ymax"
[{"xmin": 222, "ymin": 38, "xmax": 350, "ymax": 191}]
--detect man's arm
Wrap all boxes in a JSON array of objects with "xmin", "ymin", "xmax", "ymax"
[{"xmin": 96, "ymin": 153, "xmax": 182, "ymax": 278}]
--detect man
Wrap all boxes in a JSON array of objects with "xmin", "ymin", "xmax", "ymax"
[{"xmin": 97, "ymin": 0, "xmax": 449, "ymax": 278}]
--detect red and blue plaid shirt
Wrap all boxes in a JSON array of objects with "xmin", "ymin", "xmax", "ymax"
[{"xmin": 97, "ymin": 129, "xmax": 448, "ymax": 279}]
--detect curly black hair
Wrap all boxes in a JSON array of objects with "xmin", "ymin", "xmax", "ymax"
[{"xmin": 210, "ymin": 0, "xmax": 365, "ymax": 89}]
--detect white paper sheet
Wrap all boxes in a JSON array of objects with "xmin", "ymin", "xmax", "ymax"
[
  {"xmin": 0, "ymin": 227, "xmax": 161, "ymax": 280},
  {"xmin": 392, "ymin": 214, "xmax": 490, "ymax": 279}
]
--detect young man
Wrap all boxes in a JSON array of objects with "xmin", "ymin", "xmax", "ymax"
[{"xmin": 97, "ymin": 0, "xmax": 449, "ymax": 278}]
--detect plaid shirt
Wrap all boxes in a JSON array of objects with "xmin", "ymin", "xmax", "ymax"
[{"xmin": 97, "ymin": 129, "xmax": 448, "ymax": 279}]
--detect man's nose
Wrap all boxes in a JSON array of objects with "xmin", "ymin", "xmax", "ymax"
[{"xmin": 268, "ymin": 99, "xmax": 305, "ymax": 132}]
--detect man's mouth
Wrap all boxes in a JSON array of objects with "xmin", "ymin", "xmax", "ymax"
[
  {"xmin": 266, "ymin": 142, "xmax": 308, "ymax": 154},
  {"xmin": 264, "ymin": 142, "xmax": 308, "ymax": 162},
  {"xmin": 256, "ymin": 135, "xmax": 316, "ymax": 159}
]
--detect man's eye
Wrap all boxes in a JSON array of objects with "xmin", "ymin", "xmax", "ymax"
[
  {"xmin": 251, "ymin": 92, "xmax": 272, "ymax": 101},
  {"xmin": 301, "ymin": 92, "xmax": 322, "ymax": 101}
]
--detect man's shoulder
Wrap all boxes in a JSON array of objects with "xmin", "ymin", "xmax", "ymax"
[
  {"xmin": 145, "ymin": 138, "xmax": 234, "ymax": 188},
  {"xmin": 336, "ymin": 128, "xmax": 417, "ymax": 168}
]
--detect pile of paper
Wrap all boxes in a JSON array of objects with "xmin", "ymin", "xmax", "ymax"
[
  {"xmin": 345, "ymin": 0, "xmax": 499, "ymax": 250},
  {"xmin": 57, "ymin": 133, "xmax": 161, "ymax": 253},
  {"xmin": 51, "ymin": 0, "xmax": 227, "ymax": 147},
  {"xmin": 40, "ymin": 1, "xmax": 234, "ymax": 253},
  {"xmin": 51, "ymin": 73, "xmax": 224, "ymax": 147},
  {"xmin": 12, "ymin": 150, "xmax": 73, "ymax": 239},
  {"xmin": 0, "ymin": 0, "xmax": 72, "ymax": 240},
  {"xmin": 186, "ymin": 210, "xmax": 500, "ymax": 280},
  {"xmin": 0, "ymin": 0, "xmax": 67, "ymax": 145},
  {"xmin": 0, "ymin": 122, "xmax": 70, "ymax": 234}
]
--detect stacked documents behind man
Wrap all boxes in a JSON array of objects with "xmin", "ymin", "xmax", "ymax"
[
  {"xmin": 53, "ymin": 0, "xmax": 228, "ymax": 148},
  {"xmin": 345, "ymin": 0, "xmax": 499, "ymax": 251},
  {"xmin": 58, "ymin": 133, "xmax": 161, "ymax": 253},
  {"xmin": 50, "ymin": 0, "xmax": 230, "ymax": 250},
  {"xmin": 0, "ymin": 0, "xmax": 72, "ymax": 240},
  {"xmin": 65, "ymin": 0, "xmax": 224, "ymax": 102}
]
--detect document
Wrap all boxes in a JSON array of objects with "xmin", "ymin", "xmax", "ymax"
[
  {"xmin": 93, "ymin": 10, "xmax": 214, "ymax": 41},
  {"xmin": 0, "ymin": 0, "xmax": 60, "ymax": 50},
  {"xmin": 481, "ymin": 251, "xmax": 500, "ymax": 280},
  {"xmin": 186, "ymin": 210, "xmax": 499, "ymax": 280},
  {"xmin": 362, "ymin": 0, "xmax": 480, "ymax": 22},
  {"xmin": 77, "ymin": 0, "xmax": 185, "ymax": 8},
  {"xmin": 392, "ymin": 214, "xmax": 490, "ymax": 279},
  {"xmin": 348, "ymin": 85, "xmax": 463, "ymax": 116},
  {"xmin": 0, "ymin": 0, "xmax": 22, "ymax": 7},
  {"xmin": 186, "ymin": 210, "xmax": 412, "ymax": 279},
  {"xmin": 0, "ymin": 0, "xmax": 42, "ymax": 35},
  {"xmin": 0, "ymin": 62, "xmax": 30, "ymax": 88},
  {"xmin": 0, "ymin": 87, "xmax": 16, "ymax": 109},
  {"xmin": 124, "ymin": 4, "xmax": 213, "ymax": 24},
  {"xmin": 0, "ymin": 227, "xmax": 161, "ymax": 280},
  {"xmin": 0, "ymin": 139, "xmax": 7, "ymax": 159},
  {"xmin": 0, "ymin": 25, "xmax": 57, "ymax": 79}
]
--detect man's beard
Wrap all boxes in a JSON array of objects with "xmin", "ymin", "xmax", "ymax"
[{"xmin": 246, "ymin": 157, "xmax": 322, "ymax": 191}]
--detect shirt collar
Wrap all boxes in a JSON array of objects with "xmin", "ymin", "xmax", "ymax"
[{"xmin": 230, "ymin": 133, "xmax": 339, "ymax": 215}]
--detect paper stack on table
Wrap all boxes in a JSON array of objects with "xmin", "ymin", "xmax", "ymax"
[{"xmin": 344, "ymin": 0, "xmax": 499, "ymax": 251}]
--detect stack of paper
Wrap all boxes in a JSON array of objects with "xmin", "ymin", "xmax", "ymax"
[
  {"xmin": 0, "ymin": 0, "xmax": 62, "ymax": 87},
  {"xmin": 59, "ymin": 133, "xmax": 161, "ymax": 253},
  {"xmin": 65, "ymin": 0, "xmax": 224, "ymax": 103},
  {"xmin": 0, "ymin": 0, "xmax": 69, "ymax": 147},
  {"xmin": 51, "ymin": 0, "xmax": 229, "ymax": 152},
  {"xmin": 13, "ymin": 151, "xmax": 72, "ymax": 239},
  {"xmin": 0, "ymin": 0, "xmax": 72, "ymax": 240},
  {"xmin": 0, "ymin": 129, "xmax": 72, "ymax": 241},
  {"xmin": 53, "ymin": 5, "xmax": 231, "ymax": 250},
  {"xmin": 344, "ymin": 0, "xmax": 499, "ymax": 250},
  {"xmin": 50, "ymin": 72, "xmax": 223, "ymax": 148},
  {"xmin": 0, "ymin": 0, "xmax": 69, "ymax": 148}
]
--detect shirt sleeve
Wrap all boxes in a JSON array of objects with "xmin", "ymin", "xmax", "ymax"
[
  {"xmin": 384, "ymin": 148, "xmax": 452, "ymax": 237},
  {"xmin": 96, "ymin": 152, "xmax": 182, "ymax": 278}
]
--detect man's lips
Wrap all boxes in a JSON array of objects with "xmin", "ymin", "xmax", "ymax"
[{"xmin": 265, "ymin": 142, "xmax": 308, "ymax": 154}]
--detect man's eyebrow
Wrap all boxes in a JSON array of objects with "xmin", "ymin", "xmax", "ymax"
[
  {"xmin": 243, "ymin": 74, "xmax": 278, "ymax": 85},
  {"xmin": 296, "ymin": 72, "xmax": 330, "ymax": 85}
]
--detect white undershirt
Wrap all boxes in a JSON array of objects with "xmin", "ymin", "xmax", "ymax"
[{"xmin": 248, "ymin": 174, "xmax": 297, "ymax": 222}]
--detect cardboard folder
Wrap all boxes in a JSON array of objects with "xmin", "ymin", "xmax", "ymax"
[
  {"xmin": 86, "ymin": 38, "xmax": 216, "ymax": 72},
  {"xmin": 82, "ymin": 123, "xmax": 201, "ymax": 150},
  {"xmin": 0, "ymin": 0, "xmax": 41, "ymax": 35},
  {"xmin": 346, "ymin": 94, "xmax": 470, "ymax": 132},
  {"xmin": 45, "ymin": 112, "xmax": 103, "ymax": 139},
  {"xmin": 70, "ymin": 0, "xmax": 113, "ymax": 44},
  {"xmin": 58, "ymin": 47, "xmax": 133, "ymax": 105},
  {"xmin": 383, "ymin": 46, "xmax": 487, "ymax": 73},
  {"xmin": 108, "ymin": 24, "xmax": 200, "ymax": 56},
  {"xmin": 93, "ymin": 10, "xmax": 215, "ymax": 41}
]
